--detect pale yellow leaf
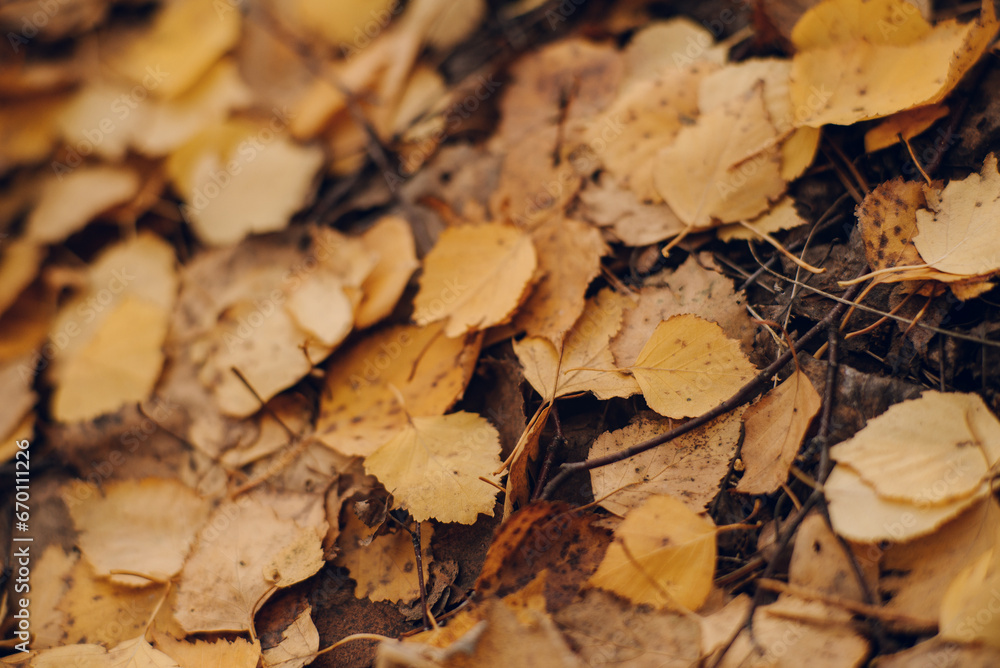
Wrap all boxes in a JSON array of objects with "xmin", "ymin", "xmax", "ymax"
[
  {"xmin": 915, "ymin": 152, "xmax": 1000, "ymax": 276},
  {"xmin": 717, "ymin": 197, "xmax": 808, "ymax": 242},
  {"xmin": 940, "ymin": 548, "xmax": 1000, "ymax": 647},
  {"xmin": 174, "ymin": 490, "xmax": 326, "ymax": 633},
  {"xmin": 365, "ymin": 412, "xmax": 502, "ymax": 524},
  {"xmin": 67, "ymin": 478, "xmax": 210, "ymax": 586},
  {"xmin": 830, "ymin": 391, "xmax": 1000, "ymax": 505},
  {"xmin": 154, "ymin": 634, "xmax": 260, "ymax": 668},
  {"xmin": 588, "ymin": 495, "xmax": 716, "ymax": 610},
  {"xmin": 412, "ymin": 223, "xmax": 537, "ymax": 337},
  {"xmin": 825, "ymin": 464, "xmax": 988, "ymax": 542},
  {"xmin": 653, "ymin": 84, "xmax": 786, "ymax": 227},
  {"xmin": 26, "ymin": 166, "xmax": 139, "ymax": 244},
  {"xmin": 107, "ymin": 0, "xmax": 241, "ymax": 99},
  {"xmin": 355, "ymin": 216, "xmax": 419, "ymax": 329},
  {"xmin": 736, "ymin": 370, "xmax": 821, "ymax": 494},
  {"xmin": 629, "ymin": 314, "xmax": 757, "ymax": 419}
]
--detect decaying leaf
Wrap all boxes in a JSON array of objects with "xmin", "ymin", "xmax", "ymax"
[
  {"xmin": 261, "ymin": 605, "xmax": 320, "ymax": 668},
  {"xmin": 589, "ymin": 410, "xmax": 744, "ymax": 516},
  {"xmin": 66, "ymin": 478, "xmax": 209, "ymax": 586},
  {"xmin": 629, "ymin": 314, "xmax": 757, "ymax": 419},
  {"xmin": 365, "ymin": 411, "xmax": 502, "ymax": 524},
  {"xmin": 336, "ymin": 513, "xmax": 433, "ymax": 604},
  {"xmin": 587, "ymin": 494, "xmax": 716, "ymax": 610}
]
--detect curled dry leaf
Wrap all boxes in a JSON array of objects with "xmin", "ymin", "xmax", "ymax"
[
  {"xmin": 736, "ymin": 370, "xmax": 821, "ymax": 495},
  {"xmin": 365, "ymin": 411, "xmax": 503, "ymax": 524},
  {"xmin": 628, "ymin": 314, "xmax": 756, "ymax": 419},
  {"xmin": 355, "ymin": 215, "xmax": 420, "ymax": 329},
  {"xmin": 412, "ymin": 223, "xmax": 537, "ymax": 337},
  {"xmin": 66, "ymin": 478, "xmax": 210, "ymax": 586},
  {"xmin": 587, "ymin": 494, "xmax": 716, "ymax": 610},
  {"xmin": 261, "ymin": 605, "xmax": 319, "ymax": 668}
]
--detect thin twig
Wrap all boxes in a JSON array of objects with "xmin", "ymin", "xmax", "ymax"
[{"xmin": 540, "ymin": 282, "xmax": 864, "ymax": 501}]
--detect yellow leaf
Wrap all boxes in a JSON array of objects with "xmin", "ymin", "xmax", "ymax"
[
  {"xmin": 154, "ymin": 634, "xmax": 261, "ymax": 668},
  {"xmin": 653, "ymin": 84, "xmax": 786, "ymax": 226},
  {"xmin": 717, "ymin": 196, "xmax": 808, "ymax": 242},
  {"xmin": 736, "ymin": 370, "xmax": 821, "ymax": 494},
  {"xmin": 365, "ymin": 412, "xmax": 502, "ymax": 524},
  {"xmin": 790, "ymin": 0, "xmax": 998, "ymax": 127},
  {"xmin": 26, "ymin": 166, "xmax": 140, "ymax": 244},
  {"xmin": 174, "ymin": 491, "xmax": 326, "ymax": 633},
  {"xmin": 629, "ymin": 314, "xmax": 756, "ymax": 419},
  {"xmin": 830, "ymin": 391, "xmax": 1000, "ymax": 505},
  {"xmin": 864, "ymin": 104, "xmax": 950, "ymax": 152},
  {"xmin": 168, "ymin": 120, "xmax": 325, "ymax": 246},
  {"xmin": 413, "ymin": 223, "xmax": 537, "ymax": 337},
  {"xmin": 589, "ymin": 409, "xmax": 744, "ymax": 516},
  {"xmin": 107, "ymin": 0, "xmax": 241, "ymax": 99},
  {"xmin": 316, "ymin": 322, "xmax": 481, "ymax": 457},
  {"xmin": 336, "ymin": 514, "xmax": 434, "ymax": 603},
  {"xmin": 355, "ymin": 216, "xmax": 419, "ymax": 329},
  {"xmin": 587, "ymin": 494, "xmax": 716, "ymax": 610},
  {"xmin": 915, "ymin": 152, "xmax": 1000, "ymax": 276},
  {"xmin": 514, "ymin": 288, "xmax": 639, "ymax": 402},
  {"xmin": 294, "ymin": 0, "xmax": 399, "ymax": 46},
  {"xmin": 67, "ymin": 478, "xmax": 210, "ymax": 586}
]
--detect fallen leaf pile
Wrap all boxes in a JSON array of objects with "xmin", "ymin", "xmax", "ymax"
[{"xmin": 3, "ymin": 0, "xmax": 1000, "ymax": 665}]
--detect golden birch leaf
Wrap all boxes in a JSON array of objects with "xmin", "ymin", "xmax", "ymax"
[
  {"xmin": 261, "ymin": 605, "xmax": 319, "ymax": 668},
  {"xmin": 653, "ymin": 84, "xmax": 785, "ymax": 227},
  {"xmin": 154, "ymin": 634, "xmax": 260, "ymax": 668},
  {"xmin": 830, "ymin": 391, "xmax": 1000, "ymax": 505},
  {"xmin": 106, "ymin": 0, "xmax": 241, "ymax": 99},
  {"xmin": 365, "ymin": 412, "xmax": 502, "ymax": 524},
  {"xmin": 589, "ymin": 409, "xmax": 744, "ymax": 516},
  {"xmin": 174, "ymin": 491, "xmax": 326, "ymax": 633},
  {"xmin": 106, "ymin": 638, "xmax": 180, "ymax": 667},
  {"xmin": 865, "ymin": 103, "xmax": 950, "ymax": 152},
  {"xmin": 67, "ymin": 478, "xmax": 210, "ymax": 587},
  {"xmin": 790, "ymin": 0, "xmax": 998, "ymax": 127},
  {"xmin": 513, "ymin": 288, "xmax": 639, "ymax": 402},
  {"xmin": 336, "ymin": 514, "xmax": 433, "ymax": 604},
  {"xmin": 587, "ymin": 494, "xmax": 716, "ymax": 610},
  {"xmin": 316, "ymin": 322, "xmax": 481, "ymax": 457},
  {"xmin": 629, "ymin": 314, "xmax": 756, "ymax": 419},
  {"xmin": 915, "ymin": 153, "xmax": 1000, "ymax": 276},
  {"xmin": 412, "ymin": 223, "xmax": 537, "ymax": 337},
  {"xmin": 825, "ymin": 465, "xmax": 988, "ymax": 543},
  {"xmin": 736, "ymin": 370, "xmax": 821, "ymax": 494},
  {"xmin": 717, "ymin": 196, "xmax": 808, "ymax": 242}
]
